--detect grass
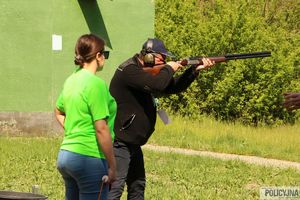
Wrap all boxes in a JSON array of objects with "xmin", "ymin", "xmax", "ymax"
[
  {"xmin": 149, "ymin": 115, "xmax": 300, "ymax": 162},
  {"xmin": 0, "ymin": 136, "xmax": 299, "ymax": 200},
  {"xmin": 144, "ymin": 150, "xmax": 300, "ymax": 200},
  {"xmin": 0, "ymin": 137, "xmax": 63, "ymax": 198}
]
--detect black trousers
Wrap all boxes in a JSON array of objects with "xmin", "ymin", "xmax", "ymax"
[{"xmin": 108, "ymin": 141, "xmax": 146, "ymax": 200}]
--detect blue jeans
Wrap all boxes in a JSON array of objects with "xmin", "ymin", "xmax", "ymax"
[{"xmin": 57, "ymin": 149, "xmax": 109, "ymax": 200}]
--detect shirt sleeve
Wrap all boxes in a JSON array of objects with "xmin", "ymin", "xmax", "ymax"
[
  {"xmin": 86, "ymin": 79, "xmax": 110, "ymax": 122},
  {"xmin": 122, "ymin": 64, "xmax": 175, "ymax": 93},
  {"xmin": 56, "ymin": 92, "xmax": 65, "ymax": 113},
  {"xmin": 163, "ymin": 65, "xmax": 199, "ymax": 94}
]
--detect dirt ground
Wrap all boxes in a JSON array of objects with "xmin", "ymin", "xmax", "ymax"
[{"xmin": 143, "ymin": 144, "xmax": 300, "ymax": 172}]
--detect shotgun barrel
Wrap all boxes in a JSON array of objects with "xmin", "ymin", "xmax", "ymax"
[
  {"xmin": 181, "ymin": 51, "xmax": 271, "ymax": 65},
  {"xmin": 225, "ymin": 51, "xmax": 271, "ymax": 60}
]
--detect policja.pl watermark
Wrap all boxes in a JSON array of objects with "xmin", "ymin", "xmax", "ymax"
[{"xmin": 260, "ymin": 186, "xmax": 299, "ymax": 200}]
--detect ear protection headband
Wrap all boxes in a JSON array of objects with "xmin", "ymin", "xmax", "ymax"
[{"xmin": 142, "ymin": 39, "xmax": 155, "ymax": 67}]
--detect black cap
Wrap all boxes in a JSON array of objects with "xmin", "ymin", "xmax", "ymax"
[{"xmin": 142, "ymin": 38, "xmax": 174, "ymax": 58}]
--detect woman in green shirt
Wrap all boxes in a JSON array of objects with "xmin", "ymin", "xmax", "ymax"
[{"xmin": 55, "ymin": 34, "xmax": 116, "ymax": 200}]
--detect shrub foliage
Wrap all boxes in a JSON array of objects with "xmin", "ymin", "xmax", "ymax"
[{"xmin": 155, "ymin": 0, "xmax": 300, "ymax": 125}]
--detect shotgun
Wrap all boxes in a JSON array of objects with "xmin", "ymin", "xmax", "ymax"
[{"xmin": 144, "ymin": 51, "xmax": 271, "ymax": 75}]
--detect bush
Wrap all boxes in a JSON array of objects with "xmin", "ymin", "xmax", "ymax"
[{"xmin": 155, "ymin": 0, "xmax": 300, "ymax": 126}]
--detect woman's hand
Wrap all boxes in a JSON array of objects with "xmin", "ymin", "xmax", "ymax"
[{"xmin": 107, "ymin": 167, "xmax": 116, "ymax": 184}]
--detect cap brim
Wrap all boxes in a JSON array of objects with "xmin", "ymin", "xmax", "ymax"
[{"xmin": 161, "ymin": 51, "xmax": 175, "ymax": 58}]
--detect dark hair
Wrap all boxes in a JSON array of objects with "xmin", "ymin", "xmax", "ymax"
[{"xmin": 74, "ymin": 34, "xmax": 105, "ymax": 67}]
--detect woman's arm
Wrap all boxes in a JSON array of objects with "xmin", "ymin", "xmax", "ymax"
[
  {"xmin": 54, "ymin": 108, "xmax": 65, "ymax": 129},
  {"xmin": 94, "ymin": 119, "xmax": 116, "ymax": 184}
]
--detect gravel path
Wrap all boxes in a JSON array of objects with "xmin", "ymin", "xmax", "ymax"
[{"xmin": 143, "ymin": 144, "xmax": 300, "ymax": 172}]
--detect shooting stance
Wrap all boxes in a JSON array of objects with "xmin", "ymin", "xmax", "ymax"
[{"xmin": 108, "ymin": 38, "xmax": 215, "ymax": 200}]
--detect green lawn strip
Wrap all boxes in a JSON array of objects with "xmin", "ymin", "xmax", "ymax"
[
  {"xmin": 0, "ymin": 137, "xmax": 63, "ymax": 199},
  {"xmin": 1, "ymin": 137, "xmax": 299, "ymax": 200},
  {"xmin": 143, "ymin": 150, "xmax": 299, "ymax": 200},
  {"xmin": 150, "ymin": 115, "xmax": 300, "ymax": 162}
]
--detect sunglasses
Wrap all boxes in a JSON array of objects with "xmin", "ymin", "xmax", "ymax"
[{"xmin": 103, "ymin": 51, "xmax": 109, "ymax": 59}]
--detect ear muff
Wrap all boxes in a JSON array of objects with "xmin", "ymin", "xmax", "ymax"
[{"xmin": 142, "ymin": 39, "xmax": 155, "ymax": 67}]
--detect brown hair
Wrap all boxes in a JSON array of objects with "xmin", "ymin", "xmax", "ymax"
[{"xmin": 74, "ymin": 34, "xmax": 105, "ymax": 67}]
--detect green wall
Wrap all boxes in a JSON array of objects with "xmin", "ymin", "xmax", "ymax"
[{"xmin": 0, "ymin": 0, "xmax": 154, "ymax": 112}]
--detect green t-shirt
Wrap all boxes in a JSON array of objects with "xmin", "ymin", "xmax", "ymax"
[{"xmin": 56, "ymin": 68, "xmax": 116, "ymax": 159}]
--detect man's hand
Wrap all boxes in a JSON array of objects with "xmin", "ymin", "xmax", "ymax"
[
  {"xmin": 166, "ymin": 61, "xmax": 183, "ymax": 72},
  {"xmin": 283, "ymin": 92, "xmax": 300, "ymax": 111},
  {"xmin": 195, "ymin": 58, "xmax": 215, "ymax": 71}
]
